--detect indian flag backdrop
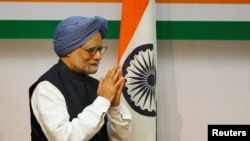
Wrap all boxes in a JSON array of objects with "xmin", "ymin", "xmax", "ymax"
[
  {"xmin": 118, "ymin": 0, "xmax": 157, "ymax": 140},
  {"xmin": 1, "ymin": 0, "xmax": 250, "ymax": 39},
  {"xmin": 1, "ymin": 0, "xmax": 250, "ymax": 140}
]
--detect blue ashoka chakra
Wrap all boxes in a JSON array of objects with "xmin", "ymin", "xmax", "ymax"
[{"xmin": 122, "ymin": 44, "xmax": 156, "ymax": 117}]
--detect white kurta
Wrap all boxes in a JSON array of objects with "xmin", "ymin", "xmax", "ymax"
[{"xmin": 31, "ymin": 81, "xmax": 132, "ymax": 141}]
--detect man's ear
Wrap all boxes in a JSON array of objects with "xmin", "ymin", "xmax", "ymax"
[
  {"xmin": 65, "ymin": 51, "xmax": 72, "ymax": 57},
  {"xmin": 66, "ymin": 53, "xmax": 71, "ymax": 57},
  {"xmin": 60, "ymin": 52, "xmax": 71, "ymax": 62}
]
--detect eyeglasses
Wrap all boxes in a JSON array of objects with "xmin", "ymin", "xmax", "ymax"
[{"xmin": 81, "ymin": 45, "xmax": 108, "ymax": 56}]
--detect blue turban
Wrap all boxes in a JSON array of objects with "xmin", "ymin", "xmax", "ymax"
[{"xmin": 53, "ymin": 16, "xmax": 107, "ymax": 57}]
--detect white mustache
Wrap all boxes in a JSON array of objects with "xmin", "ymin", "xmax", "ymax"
[{"xmin": 88, "ymin": 61, "xmax": 100, "ymax": 65}]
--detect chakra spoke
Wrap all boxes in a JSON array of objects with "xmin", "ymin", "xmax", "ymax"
[{"xmin": 122, "ymin": 44, "xmax": 156, "ymax": 117}]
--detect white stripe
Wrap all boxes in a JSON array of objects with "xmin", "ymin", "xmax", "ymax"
[
  {"xmin": 1, "ymin": 2, "xmax": 250, "ymax": 21},
  {"xmin": 158, "ymin": 4, "xmax": 250, "ymax": 21},
  {"xmin": 0, "ymin": 2, "xmax": 121, "ymax": 20}
]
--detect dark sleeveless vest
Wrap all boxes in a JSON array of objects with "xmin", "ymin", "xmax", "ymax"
[{"xmin": 29, "ymin": 60, "xmax": 108, "ymax": 141}]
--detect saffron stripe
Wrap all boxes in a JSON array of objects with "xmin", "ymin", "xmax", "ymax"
[
  {"xmin": 1, "ymin": 0, "xmax": 122, "ymax": 2},
  {"xmin": 1, "ymin": 20, "xmax": 250, "ymax": 40},
  {"xmin": 157, "ymin": 0, "xmax": 250, "ymax": 4},
  {"xmin": 4, "ymin": 0, "xmax": 250, "ymax": 4}
]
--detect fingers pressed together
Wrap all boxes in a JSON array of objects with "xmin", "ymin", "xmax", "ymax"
[{"xmin": 97, "ymin": 66, "xmax": 125, "ymax": 106}]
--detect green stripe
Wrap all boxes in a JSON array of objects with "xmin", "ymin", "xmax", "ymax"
[
  {"xmin": 1, "ymin": 20, "xmax": 250, "ymax": 40},
  {"xmin": 0, "ymin": 20, "xmax": 59, "ymax": 39},
  {"xmin": 157, "ymin": 21, "xmax": 250, "ymax": 40}
]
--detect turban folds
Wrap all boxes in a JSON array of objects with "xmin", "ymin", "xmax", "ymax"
[{"xmin": 53, "ymin": 16, "xmax": 107, "ymax": 57}]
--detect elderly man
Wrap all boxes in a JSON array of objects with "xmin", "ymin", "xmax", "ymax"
[{"xmin": 29, "ymin": 16, "xmax": 132, "ymax": 141}]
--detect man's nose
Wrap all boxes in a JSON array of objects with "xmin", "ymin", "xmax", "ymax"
[{"xmin": 93, "ymin": 50, "xmax": 102, "ymax": 59}]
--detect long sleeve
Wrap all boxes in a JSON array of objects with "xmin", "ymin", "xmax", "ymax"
[
  {"xmin": 107, "ymin": 104, "xmax": 132, "ymax": 141},
  {"xmin": 31, "ymin": 81, "xmax": 110, "ymax": 141}
]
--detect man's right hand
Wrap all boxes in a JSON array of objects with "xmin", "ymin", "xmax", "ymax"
[{"xmin": 97, "ymin": 66, "xmax": 124, "ymax": 103}]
